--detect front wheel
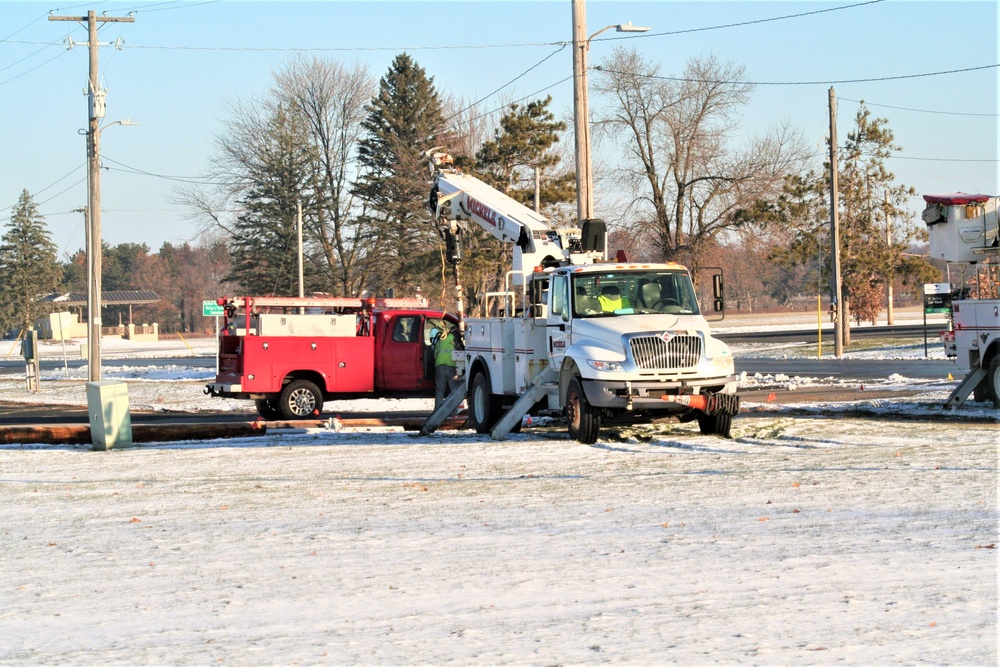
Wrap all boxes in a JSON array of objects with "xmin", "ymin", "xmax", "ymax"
[
  {"xmin": 984, "ymin": 355, "xmax": 1000, "ymax": 408},
  {"xmin": 697, "ymin": 411, "xmax": 733, "ymax": 439},
  {"xmin": 565, "ymin": 377, "xmax": 600, "ymax": 444},
  {"xmin": 469, "ymin": 372, "xmax": 501, "ymax": 434},
  {"xmin": 279, "ymin": 379, "xmax": 323, "ymax": 419}
]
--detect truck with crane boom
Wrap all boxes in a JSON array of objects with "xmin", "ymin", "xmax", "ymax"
[
  {"xmin": 922, "ymin": 192, "xmax": 1000, "ymax": 408},
  {"xmin": 422, "ymin": 150, "xmax": 740, "ymax": 442}
]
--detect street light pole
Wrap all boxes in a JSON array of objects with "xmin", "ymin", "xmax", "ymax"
[
  {"xmin": 49, "ymin": 9, "xmax": 134, "ymax": 382},
  {"xmin": 571, "ymin": 0, "xmax": 648, "ymax": 223}
]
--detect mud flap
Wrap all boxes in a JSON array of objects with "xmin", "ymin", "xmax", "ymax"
[{"xmin": 704, "ymin": 393, "xmax": 740, "ymax": 417}]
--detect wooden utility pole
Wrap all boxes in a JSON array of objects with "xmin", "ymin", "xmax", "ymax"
[
  {"xmin": 49, "ymin": 10, "xmax": 134, "ymax": 382},
  {"xmin": 571, "ymin": 0, "xmax": 593, "ymax": 223},
  {"xmin": 885, "ymin": 191, "xmax": 895, "ymax": 325},
  {"xmin": 828, "ymin": 87, "xmax": 844, "ymax": 358}
]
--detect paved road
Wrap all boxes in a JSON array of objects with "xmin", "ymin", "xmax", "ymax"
[
  {"xmin": 0, "ymin": 356, "xmax": 959, "ymax": 428},
  {"xmin": 734, "ymin": 357, "xmax": 953, "ymax": 382}
]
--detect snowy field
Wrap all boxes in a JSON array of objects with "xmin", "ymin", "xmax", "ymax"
[{"xmin": 1, "ymin": 329, "xmax": 997, "ymax": 665}]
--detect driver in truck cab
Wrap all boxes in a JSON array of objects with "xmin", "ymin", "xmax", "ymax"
[{"xmin": 598, "ymin": 284, "xmax": 630, "ymax": 312}]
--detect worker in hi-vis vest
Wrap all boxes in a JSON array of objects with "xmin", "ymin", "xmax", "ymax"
[
  {"xmin": 598, "ymin": 285, "xmax": 630, "ymax": 312},
  {"xmin": 433, "ymin": 326, "xmax": 462, "ymax": 411}
]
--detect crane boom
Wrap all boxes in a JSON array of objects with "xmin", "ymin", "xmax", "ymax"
[{"xmin": 428, "ymin": 150, "xmax": 598, "ymax": 285}]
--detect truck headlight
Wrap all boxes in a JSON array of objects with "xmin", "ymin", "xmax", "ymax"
[{"xmin": 588, "ymin": 359, "xmax": 624, "ymax": 372}]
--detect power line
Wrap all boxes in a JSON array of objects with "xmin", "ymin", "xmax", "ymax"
[
  {"xmin": 596, "ymin": 0, "xmax": 886, "ymax": 42},
  {"xmin": 593, "ymin": 63, "xmax": 1000, "ymax": 86},
  {"xmin": 0, "ymin": 163, "xmax": 86, "ymax": 215},
  {"xmin": 840, "ymin": 96, "xmax": 997, "ymax": 117},
  {"xmin": 446, "ymin": 44, "xmax": 567, "ymax": 123},
  {"xmin": 457, "ymin": 74, "xmax": 575, "ymax": 128},
  {"xmin": 103, "ymin": 156, "xmax": 239, "ymax": 186},
  {"xmin": 885, "ymin": 155, "xmax": 997, "ymax": 163}
]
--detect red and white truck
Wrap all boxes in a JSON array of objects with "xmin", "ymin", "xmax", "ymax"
[{"xmin": 204, "ymin": 295, "xmax": 459, "ymax": 419}]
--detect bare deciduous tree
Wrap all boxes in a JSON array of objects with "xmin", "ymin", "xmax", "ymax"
[
  {"xmin": 177, "ymin": 57, "xmax": 375, "ymax": 296},
  {"xmin": 594, "ymin": 48, "xmax": 808, "ymax": 270}
]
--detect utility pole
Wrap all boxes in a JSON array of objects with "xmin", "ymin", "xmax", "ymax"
[
  {"xmin": 571, "ymin": 0, "xmax": 592, "ymax": 223},
  {"xmin": 49, "ymin": 10, "xmax": 134, "ymax": 382},
  {"xmin": 885, "ymin": 191, "xmax": 894, "ymax": 325},
  {"xmin": 828, "ymin": 87, "xmax": 844, "ymax": 358}
]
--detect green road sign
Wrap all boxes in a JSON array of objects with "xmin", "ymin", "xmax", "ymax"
[{"xmin": 203, "ymin": 300, "xmax": 225, "ymax": 317}]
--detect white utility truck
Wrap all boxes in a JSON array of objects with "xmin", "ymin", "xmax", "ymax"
[
  {"xmin": 421, "ymin": 151, "xmax": 740, "ymax": 442},
  {"xmin": 922, "ymin": 192, "xmax": 1000, "ymax": 408}
]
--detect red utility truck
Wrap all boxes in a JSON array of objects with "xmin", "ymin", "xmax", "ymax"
[{"xmin": 204, "ymin": 295, "xmax": 459, "ymax": 419}]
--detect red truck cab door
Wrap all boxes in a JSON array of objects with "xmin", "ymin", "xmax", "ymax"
[{"xmin": 377, "ymin": 313, "xmax": 435, "ymax": 392}]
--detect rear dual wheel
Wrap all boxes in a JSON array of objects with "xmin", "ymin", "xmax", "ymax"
[
  {"xmin": 984, "ymin": 356, "xmax": 1000, "ymax": 408},
  {"xmin": 279, "ymin": 379, "xmax": 323, "ymax": 419},
  {"xmin": 469, "ymin": 372, "xmax": 502, "ymax": 434}
]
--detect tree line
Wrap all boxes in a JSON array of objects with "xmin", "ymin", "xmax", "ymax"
[{"xmin": 2, "ymin": 48, "xmax": 940, "ymax": 339}]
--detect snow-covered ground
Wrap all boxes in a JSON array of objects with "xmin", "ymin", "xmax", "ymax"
[{"xmin": 0, "ymin": 329, "xmax": 996, "ymax": 665}]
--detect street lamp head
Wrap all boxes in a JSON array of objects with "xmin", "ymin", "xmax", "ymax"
[{"xmin": 615, "ymin": 22, "xmax": 650, "ymax": 33}]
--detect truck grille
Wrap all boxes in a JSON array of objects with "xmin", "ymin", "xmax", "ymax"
[{"xmin": 630, "ymin": 334, "xmax": 702, "ymax": 370}]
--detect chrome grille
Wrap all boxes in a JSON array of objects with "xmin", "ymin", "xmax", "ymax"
[{"xmin": 630, "ymin": 334, "xmax": 702, "ymax": 370}]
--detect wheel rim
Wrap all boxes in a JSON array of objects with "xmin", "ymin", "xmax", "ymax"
[
  {"xmin": 567, "ymin": 390, "xmax": 581, "ymax": 430},
  {"xmin": 289, "ymin": 388, "xmax": 316, "ymax": 416},
  {"xmin": 472, "ymin": 380, "xmax": 488, "ymax": 423}
]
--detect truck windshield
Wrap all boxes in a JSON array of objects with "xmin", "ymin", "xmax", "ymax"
[{"xmin": 572, "ymin": 270, "xmax": 700, "ymax": 317}]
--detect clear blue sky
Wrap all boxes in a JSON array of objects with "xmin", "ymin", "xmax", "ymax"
[{"xmin": 1, "ymin": 0, "xmax": 996, "ymax": 259}]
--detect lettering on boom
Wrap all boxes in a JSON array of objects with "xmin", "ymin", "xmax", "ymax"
[{"xmin": 466, "ymin": 197, "xmax": 497, "ymax": 226}]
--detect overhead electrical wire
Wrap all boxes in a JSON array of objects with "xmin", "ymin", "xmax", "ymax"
[
  {"xmin": 593, "ymin": 62, "xmax": 1000, "ymax": 87},
  {"xmin": 596, "ymin": 0, "xmax": 886, "ymax": 42},
  {"xmin": 445, "ymin": 44, "xmax": 567, "ymax": 124},
  {"xmin": 102, "ymin": 156, "xmax": 242, "ymax": 186},
  {"xmin": 839, "ymin": 96, "xmax": 997, "ymax": 117},
  {"xmin": 0, "ymin": 0, "xmax": 888, "ymax": 54}
]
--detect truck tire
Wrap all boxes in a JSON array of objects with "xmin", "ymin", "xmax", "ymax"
[
  {"xmin": 279, "ymin": 379, "xmax": 323, "ymax": 419},
  {"xmin": 469, "ymin": 371, "xmax": 501, "ymax": 434},
  {"xmin": 254, "ymin": 398, "xmax": 284, "ymax": 420},
  {"xmin": 565, "ymin": 377, "xmax": 600, "ymax": 444},
  {"xmin": 985, "ymin": 356, "xmax": 1000, "ymax": 408},
  {"xmin": 697, "ymin": 411, "xmax": 733, "ymax": 439}
]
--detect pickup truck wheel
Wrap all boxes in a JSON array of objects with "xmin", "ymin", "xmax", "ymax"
[
  {"xmin": 985, "ymin": 356, "xmax": 1000, "ymax": 408},
  {"xmin": 697, "ymin": 411, "xmax": 733, "ymax": 439},
  {"xmin": 254, "ymin": 398, "xmax": 284, "ymax": 420},
  {"xmin": 566, "ymin": 377, "xmax": 600, "ymax": 444},
  {"xmin": 469, "ymin": 372, "xmax": 501, "ymax": 434},
  {"xmin": 280, "ymin": 379, "xmax": 323, "ymax": 419}
]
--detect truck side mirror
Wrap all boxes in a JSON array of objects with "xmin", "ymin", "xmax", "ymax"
[
  {"xmin": 712, "ymin": 274, "xmax": 725, "ymax": 312},
  {"xmin": 532, "ymin": 303, "xmax": 548, "ymax": 320},
  {"xmin": 580, "ymin": 218, "xmax": 606, "ymax": 254}
]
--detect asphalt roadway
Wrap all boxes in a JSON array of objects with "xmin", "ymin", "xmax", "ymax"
[{"xmin": 0, "ymin": 356, "xmax": 958, "ymax": 428}]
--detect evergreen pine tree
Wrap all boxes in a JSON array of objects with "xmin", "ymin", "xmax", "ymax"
[
  {"xmin": 225, "ymin": 104, "xmax": 320, "ymax": 294},
  {"xmin": 352, "ymin": 53, "xmax": 447, "ymax": 295},
  {"xmin": 0, "ymin": 190, "xmax": 62, "ymax": 333}
]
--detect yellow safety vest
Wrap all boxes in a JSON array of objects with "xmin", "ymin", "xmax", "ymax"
[
  {"xmin": 434, "ymin": 333, "xmax": 457, "ymax": 367},
  {"xmin": 598, "ymin": 294, "xmax": 629, "ymax": 312}
]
